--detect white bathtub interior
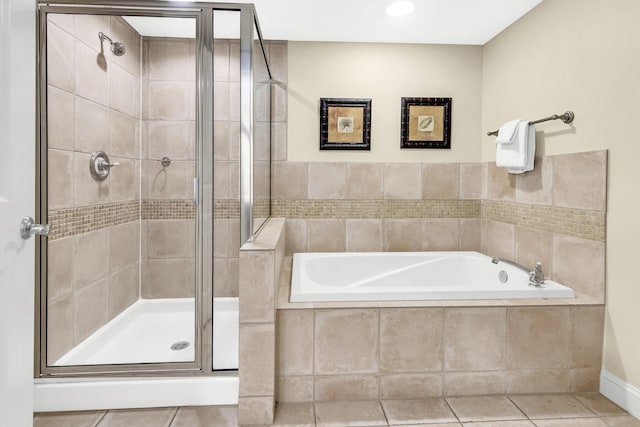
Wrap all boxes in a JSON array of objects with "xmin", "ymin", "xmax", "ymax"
[{"xmin": 292, "ymin": 251, "xmax": 575, "ymax": 302}]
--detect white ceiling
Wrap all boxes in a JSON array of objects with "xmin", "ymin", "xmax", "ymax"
[{"xmin": 126, "ymin": 0, "xmax": 543, "ymax": 45}]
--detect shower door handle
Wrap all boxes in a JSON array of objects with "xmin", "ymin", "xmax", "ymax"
[{"xmin": 20, "ymin": 216, "xmax": 50, "ymax": 239}]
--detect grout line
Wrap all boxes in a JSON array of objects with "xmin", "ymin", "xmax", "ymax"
[
  {"xmin": 443, "ymin": 397, "xmax": 462, "ymax": 424},
  {"xmin": 93, "ymin": 410, "xmax": 108, "ymax": 427},
  {"xmin": 378, "ymin": 399, "xmax": 390, "ymax": 426},
  {"xmin": 166, "ymin": 407, "xmax": 180, "ymax": 427}
]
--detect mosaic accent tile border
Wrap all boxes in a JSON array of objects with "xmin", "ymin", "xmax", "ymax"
[
  {"xmin": 48, "ymin": 200, "xmax": 140, "ymax": 240},
  {"xmin": 271, "ymin": 199, "xmax": 481, "ymax": 219},
  {"xmin": 214, "ymin": 199, "xmax": 240, "ymax": 219},
  {"xmin": 481, "ymin": 200, "xmax": 605, "ymax": 242},
  {"xmin": 142, "ymin": 199, "xmax": 195, "ymax": 220}
]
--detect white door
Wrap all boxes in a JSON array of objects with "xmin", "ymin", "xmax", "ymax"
[{"xmin": 0, "ymin": 0, "xmax": 37, "ymax": 426}]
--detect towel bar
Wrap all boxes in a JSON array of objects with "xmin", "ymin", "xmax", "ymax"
[{"xmin": 487, "ymin": 111, "xmax": 574, "ymax": 136}]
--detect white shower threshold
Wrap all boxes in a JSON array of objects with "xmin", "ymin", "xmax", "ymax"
[{"xmin": 34, "ymin": 297, "xmax": 239, "ymax": 412}]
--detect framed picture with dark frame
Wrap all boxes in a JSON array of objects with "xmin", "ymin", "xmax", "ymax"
[
  {"xmin": 400, "ymin": 97, "xmax": 452, "ymax": 149},
  {"xmin": 320, "ymin": 98, "xmax": 372, "ymax": 150}
]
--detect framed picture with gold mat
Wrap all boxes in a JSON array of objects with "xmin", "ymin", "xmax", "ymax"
[
  {"xmin": 320, "ymin": 98, "xmax": 372, "ymax": 150},
  {"xmin": 400, "ymin": 97, "xmax": 452, "ymax": 149}
]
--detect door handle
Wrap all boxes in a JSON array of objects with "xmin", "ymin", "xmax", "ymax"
[{"xmin": 20, "ymin": 216, "xmax": 50, "ymax": 239}]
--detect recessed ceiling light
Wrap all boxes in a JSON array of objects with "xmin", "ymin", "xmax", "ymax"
[{"xmin": 386, "ymin": 0, "xmax": 415, "ymax": 17}]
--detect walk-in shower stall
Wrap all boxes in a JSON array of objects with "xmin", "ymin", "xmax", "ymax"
[{"xmin": 34, "ymin": 0, "xmax": 271, "ymax": 410}]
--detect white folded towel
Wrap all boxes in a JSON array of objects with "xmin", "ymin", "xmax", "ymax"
[
  {"xmin": 495, "ymin": 120, "xmax": 535, "ymax": 174},
  {"xmin": 507, "ymin": 123, "xmax": 536, "ymax": 174}
]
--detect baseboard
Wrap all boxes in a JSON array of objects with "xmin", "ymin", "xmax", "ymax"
[{"xmin": 600, "ymin": 368, "xmax": 640, "ymax": 419}]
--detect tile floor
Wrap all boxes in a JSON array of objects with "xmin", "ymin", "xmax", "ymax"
[{"xmin": 34, "ymin": 393, "xmax": 640, "ymax": 427}]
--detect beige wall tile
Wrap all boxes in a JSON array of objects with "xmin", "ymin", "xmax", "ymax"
[
  {"xmin": 75, "ymin": 96, "xmax": 110, "ymax": 154},
  {"xmin": 553, "ymin": 235, "xmax": 605, "ymax": 302},
  {"xmin": 213, "ymin": 258, "xmax": 239, "ymax": 297},
  {"xmin": 108, "ymin": 261, "xmax": 139, "ymax": 319},
  {"xmin": 506, "ymin": 369, "xmax": 570, "ymax": 394},
  {"xmin": 213, "ymin": 39, "xmax": 230, "ymax": 82},
  {"xmin": 272, "ymin": 402, "xmax": 314, "ymax": 427},
  {"xmin": 423, "ymin": 163, "xmax": 460, "ymax": 199},
  {"xmin": 570, "ymin": 367, "xmax": 601, "ymax": 392},
  {"xmin": 269, "ymin": 42, "xmax": 288, "ymax": 83},
  {"xmin": 74, "ymin": 152, "xmax": 110, "ymax": 205},
  {"xmin": 380, "ymin": 308, "xmax": 443, "ymax": 372},
  {"xmin": 571, "ymin": 306, "xmax": 605, "ymax": 368},
  {"xmin": 444, "ymin": 308, "xmax": 506, "ymax": 371},
  {"xmin": 514, "ymin": 226, "xmax": 552, "ymax": 275},
  {"xmin": 460, "ymin": 163, "xmax": 484, "ymax": 199},
  {"xmin": 213, "ymin": 160, "xmax": 231, "ymax": 199},
  {"xmin": 285, "ymin": 219, "xmax": 307, "ymax": 255},
  {"xmin": 307, "ymin": 219, "xmax": 345, "ymax": 252},
  {"xmin": 47, "ymin": 86, "xmax": 75, "ymax": 150},
  {"xmin": 272, "ymin": 122, "xmax": 287, "ymax": 161},
  {"xmin": 110, "ymin": 17, "xmax": 141, "ymax": 78},
  {"xmin": 48, "ymin": 149, "xmax": 74, "ymax": 210},
  {"xmin": 254, "ymin": 121, "xmax": 270, "ymax": 161},
  {"xmin": 148, "ymin": 39, "xmax": 192, "ymax": 81},
  {"xmin": 47, "ymin": 13, "xmax": 74, "ymax": 33},
  {"xmin": 459, "ymin": 219, "xmax": 481, "ymax": 252},
  {"xmin": 272, "ymin": 162, "xmax": 308, "ymax": 200},
  {"xmin": 383, "ymin": 219, "xmax": 422, "ymax": 252},
  {"xmin": 144, "ymin": 220, "xmax": 191, "ymax": 259},
  {"xmin": 444, "ymin": 372, "xmax": 506, "ymax": 396},
  {"xmin": 277, "ymin": 376, "xmax": 314, "ymax": 403},
  {"xmin": 75, "ymin": 41, "xmax": 108, "ymax": 106},
  {"xmin": 384, "ymin": 163, "xmax": 422, "ymax": 199},
  {"xmin": 238, "ymin": 396, "xmax": 274, "ymax": 426},
  {"xmin": 109, "ymin": 221, "xmax": 139, "ymax": 273},
  {"xmin": 239, "ymin": 251, "xmax": 275, "ymax": 323},
  {"xmin": 229, "ymin": 82, "xmax": 241, "ymax": 122},
  {"xmin": 74, "ymin": 277, "xmax": 108, "ymax": 342},
  {"xmin": 142, "ymin": 160, "xmax": 192, "ymax": 199},
  {"xmin": 487, "ymin": 162, "xmax": 516, "ymax": 201},
  {"xmin": 254, "ymin": 82, "xmax": 269, "ymax": 123},
  {"xmin": 423, "ymin": 219, "xmax": 460, "ymax": 251},
  {"xmin": 47, "ymin": 24, "xmax": 75, "ymax": 92},
  {"xmin": 74, "ymin": 229, "xmax": 109, "ymax": 289},
  {"xmin": 213, "ymin": 219, "xmax": 240, "ymax": 258},
  {"xmin": 142, "ymin": 259, "xmax": 194, "ymax": 299},
  {"xmin": 272, "ymin": 83, "xmax": 287, "ymax": 122},
  {"xmin": 484, "ymin": 220, "xmax": 515, "ymax": 259},
  {"xmin": 239, "ymin": 323, "xmax": 275, "ymax": 396},
  {"xmin": 553, "ymin": 150, "xmax": 607, "ymax": 211},
  {"xmin": 47, "ymin": 295, "xmax": 74, "ymax": 364},
  {"xmin": 277, "ymin": 310, "xmax": 313, "ymax": 376},
  {"xmin": 110, "ymin": 110, "xmax": 139, "ymax": 159},
  {"xmin": 346, "ymin": 219, "xmax": 383, "ymax": 252},
  {"xmin": 148, "ymin": 121, "xmax": 192, "ymax": 161},
  {"xmin": 381, "ymin": 373, "xmax": 443, "ymax": 399},
  {"xmin": 48, "ymin": 237, "xmax": 74, "ymax": 302},
  {"xmin": 516, "ymin": 156, "xmax": 553, "ymax": 205},
  {"xmin": 213, "ymin": 121, "xmax": 231, "ymax": 161},
  {"xmin": 110, "ymin": 64, "xmax": 139, "ymax": 118},
  {"xmin": 229, "ymin": 41, "xmax": 240, "ymax": 82},
  {"xmin": 308, "ymin": 163, "xmax": 345, "ymax": 199},
  {"xmin": 315, "ymin": 309, "xmax": 378, "ymax": 375},
  {"xmin": 109, "ymin": 157, "xmax": 137, "ymax": 202},
  {"xmin": 314, "ymin": 375, "xmax": 379, "ymax": 401},
  {"xmin": 74, "ymin": 14, "xmax": 109, "ymax": 52},
  {"xmin": 345, "ymin": 163, "xmax": 384, "ymax": 199},
  {"xmin": 507, "ymin": 307, "xmax": 571, "ymax": 369},
  {"xmin": 148, "ymin": 81, "xmax": 190, "ymax": 120}
]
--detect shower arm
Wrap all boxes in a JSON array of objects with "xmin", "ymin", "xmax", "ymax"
[{"xmin": 98, "ymin": 32, "xmax": 113, "ymax": 45}]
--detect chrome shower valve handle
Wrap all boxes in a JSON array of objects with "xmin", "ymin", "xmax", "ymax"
[{"xmin": 90, "ymin": 151, "xmax": 119, "ymax": 181}]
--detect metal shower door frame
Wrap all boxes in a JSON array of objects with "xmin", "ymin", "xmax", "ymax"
[{"xmin": 35, "ymin": 0, "xmax": 267, "ymax": 378}]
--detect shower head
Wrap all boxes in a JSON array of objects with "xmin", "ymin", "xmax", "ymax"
[{"xmin": 98, "ymin": 32, "xmax": 126, "ymax": 56}]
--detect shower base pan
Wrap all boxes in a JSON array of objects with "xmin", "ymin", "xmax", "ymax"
[{"xmin": 34, "ymin": 297, "xmax": 239, "ymax": 411}]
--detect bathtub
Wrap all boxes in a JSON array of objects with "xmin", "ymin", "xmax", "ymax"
[
  {"xmin": 291, "ymin": 251, "xmax": 574, "ymax": 302},
  {"xmin": 34, "ymin": 297, "xmax": 238, "ymax": 411}
]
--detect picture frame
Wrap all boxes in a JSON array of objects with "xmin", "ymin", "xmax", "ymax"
[
  {"xmin": 320, "ymin": 98, "xmax": 372, "ymax": 150},
  {"xmin": 400, "ymin": 97, "xmax": 452, "ymax": 149}
]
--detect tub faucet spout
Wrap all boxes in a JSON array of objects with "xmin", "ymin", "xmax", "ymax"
[{"xmin": 491, "ymin": 257, "xmax": 545, "ymax": 287}]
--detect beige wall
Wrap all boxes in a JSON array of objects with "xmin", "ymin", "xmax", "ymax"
[
  {"xmin": 482, "ymin": 0, "xmax": 640, "ymax": 388},
  {"xmin": 287, "ymin": 42, "xmax": 483, "ymax": 163}
]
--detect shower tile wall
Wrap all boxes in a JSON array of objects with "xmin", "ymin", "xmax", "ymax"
[
  {"xmin": 46, "ymin": 14, "xmax": 142, "ymax": 364},
  {"xmin": 140, "ymin": 37, "xmax": 196, "ymax": 299}
]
